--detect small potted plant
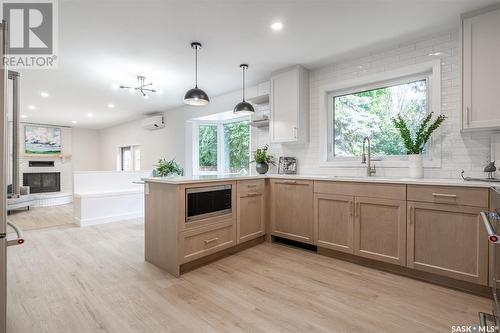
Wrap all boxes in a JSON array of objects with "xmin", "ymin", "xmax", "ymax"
[
  {"xmin": 155, "ymin": 158, "xmax": 183, "ymax": 177},
  {"xmin": 392, "ymin": 112, "xmax": 446, "ymax": 178},
  {"xmin": 251, "ymin": 145, "xmax": 275, "ymax": 175}
]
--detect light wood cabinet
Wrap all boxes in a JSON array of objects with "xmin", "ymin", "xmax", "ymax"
[
  {"xmin": 270, "ymin": 179, "xmax": 314, "ymax": 244},
  {"xmin": 237, "ymin": 180, "xmax": 265, "ymax": 244},
  {"xmin": 353, "ymin": 197, "xmax": 406, "ymax": 266},
  {"xmin": 314, "ymin": 193, "xmax": 354, "ymax": 254},
  {"xmin": 180, "ymin": 221, "xmax": 236, "ymax": 264},
  {"xmin": 407, "ymin": 201, "xmax": 488, "ymax": 285},
  {"xmin": 269, "ymin": 66, "xmax": 309, "ymax": 144},
  {"xmin": 462, "ymin": 5, "xmax": 500, "ymax": 129}
]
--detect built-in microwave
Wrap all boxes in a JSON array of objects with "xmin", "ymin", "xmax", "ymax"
[{"xmin": 186, "ymin": 185, "xmax": 232, "ymax": 222}]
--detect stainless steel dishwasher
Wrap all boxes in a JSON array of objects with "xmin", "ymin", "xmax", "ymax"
[{"xmin": 480, "ymin": 187, "xmax": 500, "ymax": 331}]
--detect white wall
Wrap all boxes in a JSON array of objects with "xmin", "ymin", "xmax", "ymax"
[
  {"xmin": 98, "ymin": 29, "xmax": 499, "ymax": 179},
  {"xmin": 98, "ymin": 87, "xmax": 261, "ymax": 175},
  {"xmin": 72, "ymin": 128, "xmax": 101, "ymax": 171},
  {"xmin": 277, "ymin": 29, "xmax": 497, "ymax": 178}
]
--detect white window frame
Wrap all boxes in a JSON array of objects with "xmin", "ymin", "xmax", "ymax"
[
  {"xmin": 192, "ymin": 116, "xmax": 251, "ymax": 175},
  {"xmin": 117, "ymin": 144, "xmax": 141, "ymax": 171},
  {"xmin": 318, "ymin": 60, "xmax": 442, "ymax": 168}
]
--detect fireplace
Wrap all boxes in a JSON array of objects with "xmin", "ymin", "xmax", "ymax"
[{"xmin": 23, "ymin": 172, "xmax": 61, "ymax": 193}]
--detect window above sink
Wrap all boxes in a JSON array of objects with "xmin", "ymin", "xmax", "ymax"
[{"xmin": 319, "ymin": 60, "xmax": 442, "ymax": 169}]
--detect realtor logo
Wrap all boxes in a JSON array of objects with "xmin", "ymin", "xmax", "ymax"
[{"xmin": 1, "ymin": 0, "xmax": 58, "ymax": 69}]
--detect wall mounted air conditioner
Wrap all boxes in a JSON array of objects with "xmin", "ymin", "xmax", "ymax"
[{"xmin": 141, "ymin": 115, "xmax": 165, "ymax": 130}]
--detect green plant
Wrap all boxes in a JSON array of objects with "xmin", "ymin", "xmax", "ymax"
[
  {"xmin": 392, "ymin": 112, "xmax": 446, "ymax": 154},
  {"xmin": 156, "ymin": 158, "xmax": 183, "ymax": 177},
  {"xmin": 251, "ymin": 145, "xmax": 275, "ymax": 165}
]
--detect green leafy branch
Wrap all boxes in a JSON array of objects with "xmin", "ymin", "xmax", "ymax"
[
  {"xmin": 251, "ymin": 145, "xmax": 275, "ymax": 165},
  {"xmin": 156, "ymin": 158, "xmax": 183, "ymax": 176},
  {"xmin": 392, "ymin": 112, "xmax": 446, "ymax": 154}
]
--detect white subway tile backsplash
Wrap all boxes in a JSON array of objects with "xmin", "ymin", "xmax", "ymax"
[{"xmin": 251, "ymin": 30, "xmax": 498, "ymax": 179}]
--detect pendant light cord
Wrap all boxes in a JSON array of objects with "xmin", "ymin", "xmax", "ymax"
[
  {"xmin": 242, "ymin": 66, "xmax": 246, "ymax": 101},
  {"xmin": 195, "ymin": 46, "xmax": 198, "ymax": 88}
]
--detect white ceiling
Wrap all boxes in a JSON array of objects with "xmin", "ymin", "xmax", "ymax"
[{"xmin": 17, "ymin": 0, "xmax": 499, "ymax": 129}]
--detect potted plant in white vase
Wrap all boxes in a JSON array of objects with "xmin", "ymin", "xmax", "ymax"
[{"xmin": 392, "ymin": 112, "xmax": 446, "ymax": 178}]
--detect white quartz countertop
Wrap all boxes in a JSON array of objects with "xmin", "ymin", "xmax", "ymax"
[{"xmin": 142, "ymin": 174, "xmax": 499, "ymax": 188}]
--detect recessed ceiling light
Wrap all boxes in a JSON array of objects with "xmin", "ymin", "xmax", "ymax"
[
  {"xmin": 40, "ymin": 92, "xmax": 49, "ymax": 98},
  {"xmin": 144, "ymin": 95, "xmax": 149, "ymax": 100},
  {"xmin": 270, "ymin": 21, "xmax": 283, "ymax": 31},
  {"xmin": 28, "ymin": 105, "xmax": 36, "ymax": 110},
  {"xmin": 107, "ymin": 103, "xmax": 115, "ymax": 108},
  {"xmin": 87, "ymin": 113, "xmax": 93, "ymax": 117},
  {"xmin": 20, "ymin": 114, "xmax": 27, "ymax": 119},
  {"xmin": 71, "ymin": 120, "xmax": 77, "ymax": 124},
  {"xmin": 111, "ymin": 83, "xmax": 119, "ymax": 90}
]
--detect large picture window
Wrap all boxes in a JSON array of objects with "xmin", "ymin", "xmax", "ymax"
[
  {"xmin": 194, "ymin": 117, "xmax": 250, "ymax": 175},
  {"xmin": 330, "ymin": 77, "xmax": 429, "ymax": 160}
]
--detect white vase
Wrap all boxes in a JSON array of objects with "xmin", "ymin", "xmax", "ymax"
[{"xmin": 408, "ymin": 154, "xmax": 424, "ymax": 178}]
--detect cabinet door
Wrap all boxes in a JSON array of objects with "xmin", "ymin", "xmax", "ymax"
[
  {"xmin": 462, "ymin": 8, "xmax": 500, "ymax": 129},
  {"xmin": 407, "ymin": 202, "xmax": 488, "ymax": 285},
  {"xmin": 314, "ymin": 193, "xmax": 354, "ymax": 254},
  {"xmin": 270, "ymin": 69, "xmax": 299, "ymax": 143},
  {"xmin": 237, "ymin": 191, "xmax": 265, "ymax": 244},
  {"xmin": 270, "ymin": 179, "xmax": 314, "ymax": 244},
  {"xmin": 354, "ymin": 197, "xmax": 406, "ymax": 266}
]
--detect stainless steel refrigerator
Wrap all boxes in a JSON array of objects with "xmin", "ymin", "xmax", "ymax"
[
  {"xmin": 1, "ymin": 21, "xmax": 24, "ymax": 333},
  {"xmin": 0, "ymin": 20, "xmax": 8, "ymax": 333}
]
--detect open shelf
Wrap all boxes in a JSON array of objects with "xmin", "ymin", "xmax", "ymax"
[
  {"xmin": 250, "ymin": 119, "xmax": 269, "ymax": 128},
  {"xmin": 248, "ymin": 94, "xmax": 269, "ymax": 105}
]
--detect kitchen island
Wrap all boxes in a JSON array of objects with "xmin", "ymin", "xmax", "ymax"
[{"xmin": 143, "ymin": 174, "xmax": 495, "ymax": 295}]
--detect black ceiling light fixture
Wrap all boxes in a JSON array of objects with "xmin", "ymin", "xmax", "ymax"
[
  {"xmin": 184, "ymin": 42, "xmax": 210, "ymax": 106},
  {"xmin": 233, "ymin": 64, "xmax": 255, "ymax": 115}
]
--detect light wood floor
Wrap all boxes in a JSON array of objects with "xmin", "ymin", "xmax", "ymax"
[
  {"xmin": 6, "ymin": 220, "xmax": 491, "ymax": 332},
  {"xmin": 7, "ymin": 204, "xmax": 74, "ymax": 231}
]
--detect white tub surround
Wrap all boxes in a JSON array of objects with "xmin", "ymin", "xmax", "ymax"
[{"xmin": 73, "ymin": 171, "xmax": 151, "ymax": 227}]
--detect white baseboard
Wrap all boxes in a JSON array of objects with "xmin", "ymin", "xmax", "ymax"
[
  {"xmin": 32, "ymin": 193, "xmax": 73, "ymax": 207},
  {"xmin": 75, "ymin": 211, "xmax": 144, "ymax": 227}
]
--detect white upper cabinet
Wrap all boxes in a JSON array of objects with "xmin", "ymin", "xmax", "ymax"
[
  {"xmin": 270, "ymin": 66, "xmax": 309, "ymax": 144},
  {"xmin": 462, "ymin": 5, "xmax": 500, "ymax": 130}
]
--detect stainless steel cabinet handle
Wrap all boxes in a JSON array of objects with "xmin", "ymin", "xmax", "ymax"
[
  {"xmin": 432, "ymin": 193, "xmax": 457, "ymax": 198},
  {"xmin": 132, "ymin": 181, "xmax": 145, "ymax": 185},
  {"xmin": 242, "ymin": 192, "xmax": 260, "ymax": 198},
  {"xmin": 466, "ymin": 107, "xmax": 470, "ymax": 126},
  {"xmin": 6, "ymin": 221, "xmax": 24, "ymax": 246},
  {"xmin": 276, "ymin": 180, "xmax": 298, "ymax": 185},
  {"xmin": 204, "ymin": 237, "xmax": 219, "ymax": 244},
  {"xmin": 480, "ymin": 211, "xmax": 500, "ymax": 243},
  {"xmin": 247, "ymin": 185, "xmax": 257, "ymax": 188},
  {"xmin": 293, "ymin": 127, "xmax": 297, "ymax": 139},
  {"xmin": 349, "ymin": 201, "xmax": 353, "ymax": 217}
]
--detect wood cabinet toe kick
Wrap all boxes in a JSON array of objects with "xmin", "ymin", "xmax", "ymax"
[{"xmin": 145, "ymin": 178, "xmax": 492, "ymax": 293}]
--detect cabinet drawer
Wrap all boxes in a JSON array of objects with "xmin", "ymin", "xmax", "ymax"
[
  {"xmin": 407, "ymin": 185, "xmax": 488, "ymax": 207},
  {"xmin": 181, "ymin": 222, "xmax": 235, "ymax": 263},
  {"xmin": 314, "ymin": 181, "xmax": 405, "ymax": 200},
  {"xmin": 237, "ymin": 179, "xmax": 265, "ymax": 196}
]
